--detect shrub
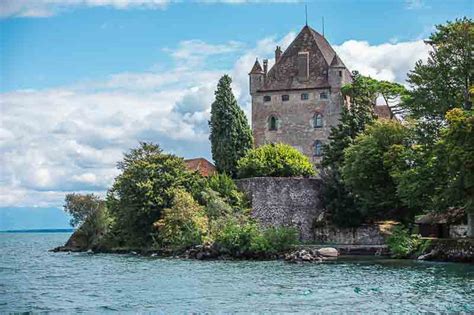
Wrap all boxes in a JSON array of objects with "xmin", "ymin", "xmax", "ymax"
[
  {"xmin": 386, "ymin": 225, "xmax": 430, "ymax": 258},
  {"xmin": 237, "ymin": 143, "xmax": 316, "ymax": 178},
  {"xmin": 154, "ymin": 188, "xmax": 209, "ymax": 251},
  {"xmin": 215, "ymin": 220, "xmax": 298, "ymax": 257},
  {"xmin": 205, "ymin": 173, "xmax": 248, "ymax": 211}
]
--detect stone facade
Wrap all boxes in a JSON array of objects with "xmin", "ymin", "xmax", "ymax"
[
  {"xmin": 249, "ymin": 25, "xmax": 351, "ymax": 166},
  {"xmin": 313, "ymin": 225, "xmax": 389, "ymax": 245},
  {"xmin": 235, "ymin": 177, "xmax": 323, "ymax": 241}
]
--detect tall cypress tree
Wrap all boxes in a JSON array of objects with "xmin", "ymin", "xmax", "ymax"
[{"xmin": 209, "ymin": 75, "xmax": 253, "ymax": 177}]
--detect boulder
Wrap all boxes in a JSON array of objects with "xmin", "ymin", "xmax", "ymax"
[{"xmin": 317, "ymin": 247, "xmax": 339, "ymax": 257}]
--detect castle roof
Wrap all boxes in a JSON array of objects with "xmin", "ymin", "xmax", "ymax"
[
  {"xmin": 184, "ymin": 158, "xmax": 216, "ymax": 177},
  {"xmin": 258, "ymin": 25, "xmax": 350, "ymax": 92},
  {"xmin": 249, "ymin": 59, "xmax": 264, "ymax": 74}
]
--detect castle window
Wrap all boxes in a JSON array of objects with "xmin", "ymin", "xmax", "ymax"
[
  {"xmin": 339, "ymin": 71, "xmax": 342, "ymax": 77},
  {"xmin": 301, "ymin": 93, "xmax": 309, "ymax": 100},
  {"xmin": 314, "ymin": 113, "xmax": 323, "ymax": 128},
  {"xmin": 314, "ymin": 140, "xmax": 323, "ymax": 157},
  {"xmin": 263, "ymin": 95, "xmax": 271, "ymax": 102},
  {"xmin": 282, "ymin": 94, "xmax": 289, "ymax": 101},
  {"xmin": 320, "ymin": 92, "xmax": 328, "ymax": 99},
  {"xmin": 268, "ymin": 116, "xmax": 278, "ymax": 131}
]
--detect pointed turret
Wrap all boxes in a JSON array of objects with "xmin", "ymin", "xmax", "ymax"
[{"xmin": 249, "ymin": 58, "xmax": 264, "ymax": 95}]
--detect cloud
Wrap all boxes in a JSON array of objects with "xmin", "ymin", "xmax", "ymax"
[
  {"xmin": 334, "ymin": 40, "xmax": 431, "ymax": 83},
  {"xmin": 405, "ymin": 0, "xmax": 427, "ymax": 10},
  {"xmin": 0, "ymin": 30, "xmax": 431, "ymax": 208},
  {"xmin": 0, "ymin": 0, "xmax": 170, "ymax": 18}
]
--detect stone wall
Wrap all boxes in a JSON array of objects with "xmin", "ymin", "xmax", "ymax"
[
  {"xmin": 236, "ymin": 177, "xmax": 323, "ymax": 241},
  {"xmin": 449, "ymin": 224, "xmax": 469, "ymax": 238},
  {"xmin": 313, "ymin": 225, "xmax": 388, "ymax": 245}
]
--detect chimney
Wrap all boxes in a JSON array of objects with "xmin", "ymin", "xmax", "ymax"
[
  {"xmin": 275, "ymin": 46, "xmax": 282, "ymax": 63},
  {"xmin": 263, "ymin": 59, "xmax": 268, "ymax": 75}
]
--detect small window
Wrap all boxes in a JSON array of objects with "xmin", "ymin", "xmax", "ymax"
[
  {"xmin": 314, "ymin": 113, "xmax": 323, "ymax": 128},
  {"xmin": 264, "ymin": 95, "xmax": 271, "ymax": 102},
  {"xmin": 338, "ymin": 70, "xmax": 342, "ymax": 77},
  {"xmin": 314, "ymin": 140, "xmax": 323, "ymax": 157},
  {"xmin": 282, "ymin": 95, "xmax": 289, "ymax": 101},
  {"xmin": 320, "ymin": 92, "xmax": 328, "ymax": 99},
  {"xmin": 301, "ymin": 93, "xmax": 309, "ymax": 100},
  {"xmin": 269, "ymin": 116, "xmax": 278, "ymax": 131}
]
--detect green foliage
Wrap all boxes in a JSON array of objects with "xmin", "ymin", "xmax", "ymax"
[
  {"xmin": 106, "ymin": 142, "xmax": 204, "ymax": 247},
  {"xmin": 209, "ymin": 75, "xmax": 253, "ymax": 177},
  {"xmin": 404, "ymin": 17, "xmax": 473, "ymax": 119},
  {"xmin": 205, "ymin": 173, "xmax": 248, "ymax": 211},
  {"xmin": 386, "ymin": 225, "xmax": 430, "ymax": 258},
  {"xmin": 64, "ymin": 193, "xmax": 105, "ymax": 227},
  {"xmin": 215, "ymin": 219, "xmax": 298, "ymax": 257},
  {"xmin": 342, "ymin": 120, "xmax": 410, "ymax": 220},
  {"xmin": 154, "ymin": 188, "xmax": 209, "ymax": 251},
  {"xmin": 237, "ymin": 143, "xmax": 316, "ymax": 178}
]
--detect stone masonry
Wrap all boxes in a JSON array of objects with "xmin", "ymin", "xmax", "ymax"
[
  {"xmin": 236, "ymin": 177, "xmax": 323, "ymax": 241},
  {"xmin": 249, "ymin": 25, "xmax": 352, "ymax": 166}
]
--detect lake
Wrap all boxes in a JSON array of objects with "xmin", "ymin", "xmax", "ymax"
[{"xmin": 1, "ymin": 232, "xmax": 473, "ymax": 313}]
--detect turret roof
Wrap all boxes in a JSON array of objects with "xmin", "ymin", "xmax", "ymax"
[{"xmin": 249, "ymin": 59, "xmax": 264, "ymax": 74}]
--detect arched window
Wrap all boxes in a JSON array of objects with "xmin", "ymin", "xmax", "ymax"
[
  {"xmin": 314, "ymin": 113, "xmax": 323, "ymax": 128},
  {"xmin": 269, "ymin": 116, "xmax": 278, "ymax": 131},
  {"xmin": 314, "ymin": 140, "xmax": 323, "ymax": 157}
]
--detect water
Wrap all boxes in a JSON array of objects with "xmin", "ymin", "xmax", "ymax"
[{"xmin": 1, "ymin": 233, "xmax": 473, "ymax": 313}]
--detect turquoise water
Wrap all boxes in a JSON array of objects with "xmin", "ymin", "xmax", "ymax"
[{"xmin": 1, "ymin": 233, "xmax": 473, "ymax": 313}]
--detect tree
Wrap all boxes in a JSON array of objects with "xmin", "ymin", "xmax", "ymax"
[
  {"xmin": 64, "ymin": 193, "xmax": 105, "ymax": 227},
  {"xmin": 404, "ymin": 17, "xmax": 473, "ymax": 119},
  {"xmin": 106, "ymin": 142, "xmax": 204, "ymax": 246},
  {"xmin": 236, "ymin": 143, "xmax": 316, "ymax": 178},
  {"xmin": 209, "ymin": 75, "xmax": 253, "ymax": 177},
  {"xmin": 153, "ymin": 188, "xmax": 209, "ymax": 251},
  {"xmin": 342, "ymin": 120, "xmax": 410, "ymax": 221}
]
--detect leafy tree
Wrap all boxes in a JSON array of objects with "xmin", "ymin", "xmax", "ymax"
[
  {"xmin": 342, "ymin": 120, "xmax": 410, "ymax": 221},
  {"xmin": 154, "ymin": 188, "xmax": 209, "ymax": 251},
  {"xmin": 404, "ymin": 17, "xmax": 473, "ymax": 119},
  {"xmin": 209, "ymin": 75, "xmax": 253, "ymax": 177},
  {"xmin": 64, "ymin": 193, "xmax": 105, "ymax": 227},
  {"xmin": 106, "ymin": 142, "xmax": 204, "ymax": 246},
  {"xmin": 236, "ymin": 143, "xmax": 316, "ymax": 178}
]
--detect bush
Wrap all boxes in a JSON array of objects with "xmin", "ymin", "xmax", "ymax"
[
  {"xmin": 205, "ymin": 173, "xmax": 248, "ymax": 211},
  {"xmin": 237, "ymin": 143, "xmax": 316, "ymax": 178},
  {"xmin": 386, "ymin": 225, "xmax": 430, "ymax": 258},
  {"xmin": 215, "ymin": 219, "xmax": 298, "ymax": 257},
  {"xmin": 154, "ymin": 188, "xmax": 209, "ymax": 251}
]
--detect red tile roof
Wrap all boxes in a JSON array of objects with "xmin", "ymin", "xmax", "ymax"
[{"xmin": 184, "ymin": 158, "xmax": 217, "ymax": 177}]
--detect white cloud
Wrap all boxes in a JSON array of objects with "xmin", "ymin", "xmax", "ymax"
[
  {"xmin": 0, "ymin": 0, "xmax": 170, "ymax": 18},
  {"xmin": 405, "ymin": 0, "xmax": 427, "ymax": 10},
  {"xmin": 0, "ymin": 30, "xmax": 431, "ymax": 207},
  {"xmin": 334, "ymin": 40, "xmax": 431, "ymax": 83}
]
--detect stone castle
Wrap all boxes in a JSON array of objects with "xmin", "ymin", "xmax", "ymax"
[{"xmin": 249, "ymin": 25, "xmax": 352, "ymax": 165}]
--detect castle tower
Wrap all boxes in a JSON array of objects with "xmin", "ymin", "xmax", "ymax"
[{"xmin": 248, "ymin": 25, "xmax": 351, "ymax": 166}]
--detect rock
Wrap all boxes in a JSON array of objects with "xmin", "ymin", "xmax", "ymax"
[
  {"xmin": 284, "ymin": 249, "xmax": 325, "ymax": 263},
  {"xmin": 151, "ymin": 253, "xmax": 158, "ymax": 257},
  {"xmin": 86, "ymin": 249, "xmax": 94, "ymax": 254},
  {"xmin": 317, "ymin": 247, "xmax": 339, "ymax": 257},
  {"xmin": 417, "ymin": 250, "xmax": 437, "ymax": 260}
]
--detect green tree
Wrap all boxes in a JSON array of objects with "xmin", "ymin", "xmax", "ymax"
[
  {"xmin": 342, "ymin": 120, "xmax": 410, "ymax": 221},
  {"xmin": 106, "ymin": 142, "xmax": 204, "ymax": 246},
  {"xmin": 404, "ymin": 17, "xmax": 473, "ymax": 119},
  {"xmin": 154, "ymin": 188, "xmax": 209, "ymax": 251},
  {"xmin": 64, "ymin": 193, "xmax": 105, "ymax": 228},
  {"xmin": 209, "ymin": 75, "xmax": 253, "ymax": 177},
  {"xmin": 236, "ymin": 143, "xmax": 316, "ymax": 178}
]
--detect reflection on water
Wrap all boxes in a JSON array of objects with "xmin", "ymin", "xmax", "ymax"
[{"xmin": 1, "ymin": 233, "xmax": 473, "ymax": 313}]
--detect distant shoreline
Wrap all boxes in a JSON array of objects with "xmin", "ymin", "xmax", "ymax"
[{"xmin": 0, "ymin": 228, "xmax": 74, "ymax": 233}]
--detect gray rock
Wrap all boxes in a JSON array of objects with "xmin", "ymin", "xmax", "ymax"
[{"xmin": 317, "ymin": 247, "xmax": 339, "ymax": 257}]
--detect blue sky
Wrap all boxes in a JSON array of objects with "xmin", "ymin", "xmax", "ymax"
[{"xmin": 0, "ymin": 0, "xmax": 472, "ymax": 229}]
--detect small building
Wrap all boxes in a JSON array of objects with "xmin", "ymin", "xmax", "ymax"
[
  {"xmin": 184, "ymin": 158, "xmax": 216, "ymax": 177},
  {"xmin": 415, "ymin": 208, "xmax": 468, "ymax": 239}
]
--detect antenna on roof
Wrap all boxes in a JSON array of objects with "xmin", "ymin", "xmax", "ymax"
[
  {"xmin": 322, "ymin": 16, "xmax": 325, "ymax": 37},
  {"xmin": 305, "ymin": 4, "xmax": 308, "ymax": 26}
]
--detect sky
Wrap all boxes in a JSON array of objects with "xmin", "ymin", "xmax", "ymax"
[{"xmin": 0, "ymin": 0, "xmax": 472, "ymax": 230}]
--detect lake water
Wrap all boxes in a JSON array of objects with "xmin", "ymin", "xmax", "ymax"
[{"xmin": 1, "ymin": 233, "xmax": 473, "ymax": 313}]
